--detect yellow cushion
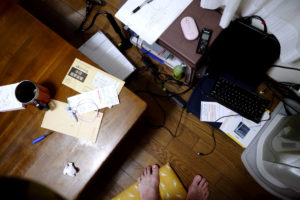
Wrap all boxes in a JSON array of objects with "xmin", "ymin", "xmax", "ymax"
[{"xmin": 112, "ymin": 163, "xmax": 187, "ymax": 200}]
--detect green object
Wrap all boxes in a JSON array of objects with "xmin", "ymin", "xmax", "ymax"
[
  {"xmin": 173, "ymin": 65, "xmax": 183, "ymax": 80},
  {"xmin": 162, "ymin": 87, "xmax": 167, "ymax": 92}
]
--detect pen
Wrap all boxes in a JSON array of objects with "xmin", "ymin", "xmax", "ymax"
[
  {"xmin": 132, "ymin": 0, "xmax": 153, "ymax": 14},
  {"xmin": 67, "ymin": 100, "xmax": 78, "ymax": 122},
  {"xmin": 32, "ymin": 132, "xmax": 54, "ymax": 144}
]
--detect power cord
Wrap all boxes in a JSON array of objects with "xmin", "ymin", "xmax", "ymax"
[
  {"xmin": 265, "ymin": 80, "xmax": 300, "ymax": 114},
  {"xmin": 140, "ymin": 54, "xmax": 193, "ymax": 107},
  {"xmin": 135, "ymin": 90, "xmax": 184, "ymax": 138},
  {"xmin": 78, "ymin": 1, "xmax": 132, "ymax": 51},
  {"xmin": 272, "ymin": 64, "xmax": 300, "ymax": 72},
  {"xmin": 197, "ymin": 114, "xmax": 239, "ymax": 156}
]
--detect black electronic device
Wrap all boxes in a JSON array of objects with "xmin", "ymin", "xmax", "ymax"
[
  {"xmin": 206, "ymin": 16, "xmax": 280, "ymax": 88},
  {"xmin": 196, "ymin": 28, "xmax": 212, "ymax": 54},
  {"xmin": 208, "ymin": 77, "xmax": 269, "ymax": 123}
]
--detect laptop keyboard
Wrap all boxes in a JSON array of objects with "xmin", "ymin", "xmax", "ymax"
[{"xmin": 208, "ymin": 77, "xmax": 269, "ymax": 123}]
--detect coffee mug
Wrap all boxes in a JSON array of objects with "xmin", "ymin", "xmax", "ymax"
[{"xmin": 15, "ymin": 80, "xmax": 51, "ymax": 110}]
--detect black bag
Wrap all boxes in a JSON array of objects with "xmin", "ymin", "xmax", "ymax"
[{"xmin": 206, "ymin": 15, "xmax": 281, "ymax": 87}]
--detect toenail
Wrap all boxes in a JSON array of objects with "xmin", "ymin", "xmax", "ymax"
[{"xmin": 153, "ymin": 164, "xmax": 158, "ymax": 169}]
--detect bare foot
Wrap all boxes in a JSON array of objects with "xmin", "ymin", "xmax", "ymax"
[
  {"xmin": 137, "ymin": 165, "xmax": 160, "ymax": 200},
  {"xmin": 186, "ymin": 175, "xmax": 209, "ymax": 200}
]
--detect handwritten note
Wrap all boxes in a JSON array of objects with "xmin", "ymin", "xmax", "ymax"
[
  {"xmin": 115, "ymin": 0, "xmax": 193, "ymax": 44},
  {"xmin": 0, "ymin": 83, "xmax": 24, "ymax": 112}
]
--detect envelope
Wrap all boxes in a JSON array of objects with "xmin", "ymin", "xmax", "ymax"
[
  {"xmin": 41, "ymin": 100, "xmax": 103, "ymax": 142},
  {"xmin": 62, "ymin": 58, "xmax": 124, "ymax": 94}
]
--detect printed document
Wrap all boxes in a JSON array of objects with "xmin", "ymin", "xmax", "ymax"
[
  {"xmin": 220, "ymin": 111, "xmax": 270, "ymax": 148},
  {"xmin": 62, "ymin": 58, "xmax": 124, "ymax": 94},
  {"xmin": 115, "ymin": 0, "xmax": 193, "ymax": 44},
  {"xmin": 200, "ymin": 101, "xmax": 235, "ymax": 123}
]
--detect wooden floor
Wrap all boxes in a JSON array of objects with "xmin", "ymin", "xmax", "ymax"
[{"xmin": 15, "ymin": 0, "xmax": 278, "ymax": 199}]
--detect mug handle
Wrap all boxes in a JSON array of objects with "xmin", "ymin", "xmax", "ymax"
[{"xmin": 33, "ymin": 100, "xmax": 45, "ymax": 110}]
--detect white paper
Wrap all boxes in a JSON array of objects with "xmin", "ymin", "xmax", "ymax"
[
  {"xmin": 92, "ymin": 72, "xmax": 121, "ymax": 92},
  {"xmin": 0, "ymin": 83, "xmax": 24, "ymax": 112},
  {"xmin": 63, "ymin": 162, "xmax": 78, "ymax": 177},
  {"xmin": 79, "ymin": 32, "xmax": 136, "ymax": 80},
  {"xmin": 200, "ymin": 102, "xmax": 236, "ymax": 123},
  {"xmin": 115, "ymin": 0, "xmax": 193, "ymax": 44},
  {"xmin": 220, "ymin": 111, "xmax": 270, "ymax": 148},
  {"xmin": 67, "ymin": 86, "xmax": 119, "ymax": 114}
]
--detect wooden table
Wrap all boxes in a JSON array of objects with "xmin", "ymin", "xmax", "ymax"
[{"xmin": 0, "ymin": 0, "xmax": 146, "ymax": 199}]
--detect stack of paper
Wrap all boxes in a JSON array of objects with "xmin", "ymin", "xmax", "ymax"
[
  {"xmin": 115, "ymin": 0, "xmax": 193, "ymax": 44},
  {"xmin": 41, "ymin": 58, "xmax": 124, "ymax": 142},
  {"xmin": 79, "ymin": 31, "xmax": 136, "ymax": 80},
  {"xmin": 0, "ymin": 83, "xmax": 24, "ymax": 112}
]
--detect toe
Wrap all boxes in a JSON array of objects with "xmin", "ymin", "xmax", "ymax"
[
  {"xmin": 192, "ymin": 175, "xmax": 202, "ymax": 186},
  {"xmin": 199, "ymin": 177, "xmax": 207, "ymax": 188},
  {"xmin": 152, "ymin": 165, "xmax": 159, "ymax": 177},
  {"xmin": 146, "ymin": 166, "xmax": 151, "ymax": 175},
  {"xmin": 204, "ymin": 190, "xmax": 209, "ymax": 199},
  {"xmin": 138, "ymin": 176, "xmax": 142, "ymax": 183}
]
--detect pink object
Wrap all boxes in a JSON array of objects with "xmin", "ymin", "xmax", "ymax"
[{"xmin": 180, "ymin": 16, "xmax": 199, "ymax": 40}]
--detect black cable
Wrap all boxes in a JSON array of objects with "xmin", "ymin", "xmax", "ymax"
[
  {"xmin": 78, "ymin": 0, "xmax": 103, "ymax": 31},
  {"xmin": 135, "ymin": 91, "xmax": 185, "ymax": 138},
  {"xmin": 136, "ymin": 91, "xmax": 166, "ymax": 129},
  {"xmin": 198, "ymin": 109, "xmax": 271, "ymax": 156},
  {"xmin": 78, "ymin": 4, "xmax": 132, "ymax": 51},
  {"xmin": 163, "ymin": 107, "xmax": 184, "ymax": 137},
  {"xmin": 265, "ymin": 82, "xmax": 300, "ymax": 114},
  {"xmin": 197, "ymin": 114, "xmax": 240, "ymax": 156},
  {"xmin": 79, "ymin": 10, "xmax": 108, "ymax": 32},
  {"xmin": 135, "ymin": 87, "xmax": 192, "ymax": 99},
  {"xmin": 197, "ymin": 126, "xmax": 216, "ymax": 156},
  {"xmin": 272, "ymin": 65, "xmax": 300, "ymax": 72}
]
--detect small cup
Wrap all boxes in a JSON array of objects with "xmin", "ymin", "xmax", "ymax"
[
  {"xmin": 173, "ymin": 65, "xmax": 184, "ymax": 80},
  {"xmin": 15, "ymin": 80, "xmax": 51, "ymax": 110}
]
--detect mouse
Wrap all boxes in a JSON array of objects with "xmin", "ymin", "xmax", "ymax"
[{"xmin": 180, "ymin": 16, "xmax": 199, "ymax": 40}]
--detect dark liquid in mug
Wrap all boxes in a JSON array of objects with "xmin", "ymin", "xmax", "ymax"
[{"xmin": 15, "ymin": 81, "xmax": 37, "ymax": 103}]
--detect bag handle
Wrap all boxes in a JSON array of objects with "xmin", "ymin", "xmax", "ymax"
[{"xmin": 242, "ymin": 15, "xmax": 268, "ymax": 33}]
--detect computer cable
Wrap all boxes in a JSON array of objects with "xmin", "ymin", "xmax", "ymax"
[
  {"xmin": 78, "ymin": 0, "xmax": 104, "ymax": 31},
  {"xmin": 265, "ymin": 82, "xmax": 300, "ymax": 114},
  {"xmin": 135, "ymin": 90, "xmax": 184, "ymax": 138},
  {"xmin": 78, "ymin": 3, "xmax": 132, "ymax": 52},
  {"xmin": 197, "ymin": 114, "xmax": 239, "ymax": 156},
  {"xmin": 272, "ymin": 64, "xmax": 300, "ymax": 72},
  {"xmin": 163, "ymin": 107, "xmax": 185, "ymax": 138},
  {"xmin": 140, "ymin": 55, "xmax": 193, "ymax": 97}
]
